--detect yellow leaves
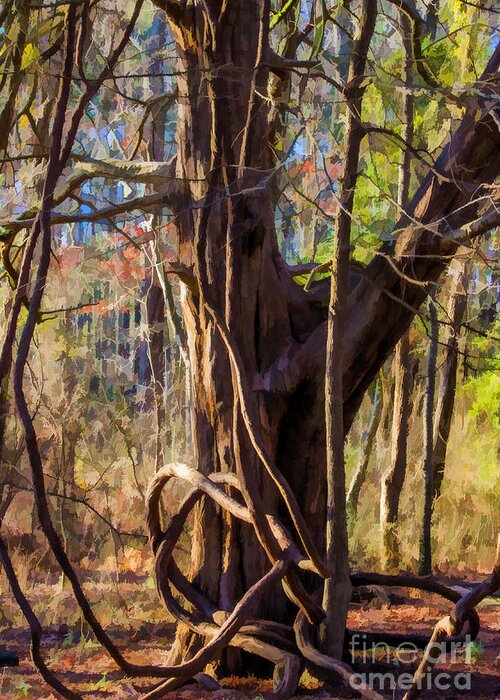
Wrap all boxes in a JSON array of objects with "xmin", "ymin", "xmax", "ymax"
[
  {"xmin": 74, "ymin": 457, "xmax": 90, "ymax": 490},
  {"xmin": 20, "ymin": 42, "xmax": 40, "ymax": 70},
  {"xmin": 18, "ymin": 114, "xmax": 29, "ymax": 131}
]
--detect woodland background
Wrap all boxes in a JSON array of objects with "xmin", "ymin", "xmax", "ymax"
[{"xmin": 0, "ymin": 0, "xmax": 498, "ymax": 697}]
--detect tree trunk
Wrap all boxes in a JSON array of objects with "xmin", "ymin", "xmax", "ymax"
[
  {"xmin": 167, "ymin": 3, "xmax": 300, "ymax": 667},
  {"xmin": 380, "ymin": 335, "xmax": 415, "ymax": 571},
  {"xmin": 380, "ymin": 11, "xmax": 415, "ymax": 573},
  {"xmin": 347, "ymin": 379, "xmax": 382, "ymax": 525},
  {"xmin": 419, "ymin": 299, "xmax": 438, "ymax": 575},
  {"xmin": 321, "ymin": 0, "xmax": 376, "ymax": 658},
  {"xmin": 377, "ymin": 368, "xmax": 394, "ymax": 450},
  {"xmin": 146, "ymin": 17, "xmax": 169, "ymax": 470},
  {"xmin": 158, "ymin": 1, "xmax": 499, "ymax": 670},
  {"xmin": 146, "ymin": 281, "xmax": 167, "ymax": 467},
  {"xmin": 432, "ymin": 254, "xmax": 470, "ymax": 504}
]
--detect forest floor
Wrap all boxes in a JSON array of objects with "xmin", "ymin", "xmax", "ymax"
[{"xmin": 0, "ymin": 575, "xmax": 498, "ymax": 700}]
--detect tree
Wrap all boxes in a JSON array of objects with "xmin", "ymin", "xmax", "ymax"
[
  {"xmin": 380, "ymin": 9, "xmax": 416, "ymax": 572},
  {"xmin": 0, "ymin": 0, "xmax": 499, "ymax": 697},
  {"xmin": 381, "ymin": 334, "xmax": 415, "ymax": 571},
  {"xmin": 419, "ymin": 299, "xmax": 438, "ymax": 575},
  {"xmin": 432, "ymin": 253, "xmax": 471, "ymax": 503},
  {"xmin": 149, "ymin": 0, "xmax": 499, "ymax": 678},
  {"xmin": 347, "ymin": 378, "xmax": 382, "ymax": 524},
  {"xmin": 321, "ymin": 0, "xmax": 376, "ymax": 658}
]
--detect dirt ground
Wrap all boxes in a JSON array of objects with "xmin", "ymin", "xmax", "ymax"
[{"xmin": 0, "ymin": 582, "xmax": 498, "ymax": 699}]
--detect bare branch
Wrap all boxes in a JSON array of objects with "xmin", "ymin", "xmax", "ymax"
[
  {"xmin": 387, "ymin": 0, "xmax": 438, "ymax": 87},
  {"xmin": 403, "ymin": 535, "xmax": 500, "ymax": 700},
  {"xmin": 442, "ymin": 206, "xmax": 500, "ymax": 244},
  {"xmin": 1, "ymin": 191, "xmax": 174, "ymax": 232}
]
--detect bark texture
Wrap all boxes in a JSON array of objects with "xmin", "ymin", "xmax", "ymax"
[
  {"xmin": 158, "ymin": 0, "xmax": 500, "ymax": 654},
  {"xmin": 322, "ymin": 0, "xmax": 376, "ymax": 657},
  {"xmin": 419, "ymin": 300, "xmax": 438, "ymax": 575},
  {"xmin": 380, "ymin": 335, "xmax": 415, "ymax": 571},
  {"xmin": 379, "ymin": 15, "xmax": 415, "ymax": 571},
  {"xmin": 347, "ymin": 379, "xmax": 382, "ymax": 524},
  {"xmin": 432, "ymin": 254, "xmax": 470, "ymax": 503}
]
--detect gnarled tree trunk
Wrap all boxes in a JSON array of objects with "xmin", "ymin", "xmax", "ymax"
[{"xmin": 158, "ymin": 0, "xmax": 499, "ymax": 670}]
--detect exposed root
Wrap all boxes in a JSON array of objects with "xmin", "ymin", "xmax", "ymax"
[
  {"xmin": 352, "ymin": 572, "xmax": 465, "ymax": 603},
  {"xmin": 144, "ymin": 463, "xmax": 307, "ymax": 698},
  {"xmin": 271, "ymin": 653, "xmax": 302, "ymax": 699},
  {"xmin": 142, "ymin": 461, "xmax": 499, "ymax": 700},
  {"xmin": 294, "ymin": 610, "xmax": 386, "ymax": 700},
  {"xmin": 402, "ymin": 535, "xmax": 500, "ymax": 700}
]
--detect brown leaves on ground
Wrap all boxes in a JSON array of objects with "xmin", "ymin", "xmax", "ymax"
[{"xmin": 0, "ymin": 583, "xmax": 498, "ymax": 699}]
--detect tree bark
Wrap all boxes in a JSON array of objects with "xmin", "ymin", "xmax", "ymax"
[
  {"xmin": 322, "ymin": 0, "xmax": 376, "ymax": 657},
  {"xmin": 166, "ymin": 3, "xmax": 298, "ymax": 666},
  {"xmin": 146, "ymin": 281, "xmax": 168, "ymax": 467},
  {"xmin": 377, "ymin": 368, "xmax": 394, "ymax": 450},
  {"xmin": 155, "ymin": 0, "xmax": 499, "ymax": 668},
  {"xmin": 146, "ymin": 18, "xmax": 169, "ymax": 470},
  {"xmin": 419, "ymin": 299, "xmax": 438, "ymax": 575},
  {"xmin": 347, "ymin": 379, "xmax": 382, "ymax": 525},
  {"xmin": 380, "ymin": 335, "xmax": 415, "ymax": 571},
  {"xmin": 379, "ymin": 11, "xmax": 415, "ymax": 573},
  {"xmin": 432, "ymin": 254, "xmax": 470, "ymax": 504}
]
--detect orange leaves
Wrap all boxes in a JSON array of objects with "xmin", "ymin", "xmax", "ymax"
[
  {"xmin": 57, "ymin": 247, "xmax": 86, "ymax": 280},
  {"xmin": 105, "ymin": 242, "xmax": 143, "ymax": 283}
]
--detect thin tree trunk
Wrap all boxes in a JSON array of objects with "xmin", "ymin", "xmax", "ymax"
[
  {"xmin": 380, "ymin": 334, "xmax": 415, "ymax": 571},
  {"xmin": 347, "ymin": 379, "xmax": 382, "ymax": 526},
  {"xmin": 379, "ymin": 11, "xmax": 415, "ymax": 573},
  {"xmin": 419, "ymin": 299, "xmax": 438, "ymax": 575},
  {"xmin": 396, "ymin": 14, "xmax": 413, "ymax": 217},
  {"xmin": 432, "ymin": 254, "xmax": 470, "ymax": 504},
  {"xmin": 321, "ymin": 0, "xmax": 377, "ymax": 658},
  {"xmin": 59, "ymin": 311, "xmax": 81, "ymax": 563},
  {"xmin": 146, "ymin": 18, "xmax": 169, "ymax": 470},
  {"xmin": 0, "ymin": 2, "xmax": 28, "ymax": 157},
  {"xmin": 146, "ymin": 280, "xmax": 167, "ymax": 468},
  {"xmin": 377, "ymin": 368, "xmax": 394, "ymax": 450}
]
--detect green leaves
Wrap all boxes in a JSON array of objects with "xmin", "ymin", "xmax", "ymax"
[
  {"xmin": 90, "ymin": 674, "xmax": 109, "ymax": 691},
  {"xmin": 309, "ymin": 0, "xmax": 328, "ymax": 60},
  {"xmin": 270, "ymin": 0, "xmax": 300, "ymax": 30}
]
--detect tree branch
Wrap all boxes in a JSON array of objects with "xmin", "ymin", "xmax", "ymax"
[
  {"xmin": 0, "ymin": 157, "xmax": 185, "ymax": 232},
  {"xmin": 150, "ymin": 0, "xmax": 185, "ymax": 24},
  {"xmin": 0, "ymin": 191, "xmax": 175, "ymax": 232},
  {"xmin": 403, "ymin": 535, "xmax": 500, "ymax": 700},
  {"xmin": 387, "ymin": 0, "xmax": 438, "ymax": 87}
]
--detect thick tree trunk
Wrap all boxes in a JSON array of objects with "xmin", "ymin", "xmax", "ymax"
[
  {"xmin": 159, "ymin": 0, "xmax": 499, "ymax": 669},
  {"xmin": 168, "ymin": 3, "xmax": 300, "ymax": 666}
]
